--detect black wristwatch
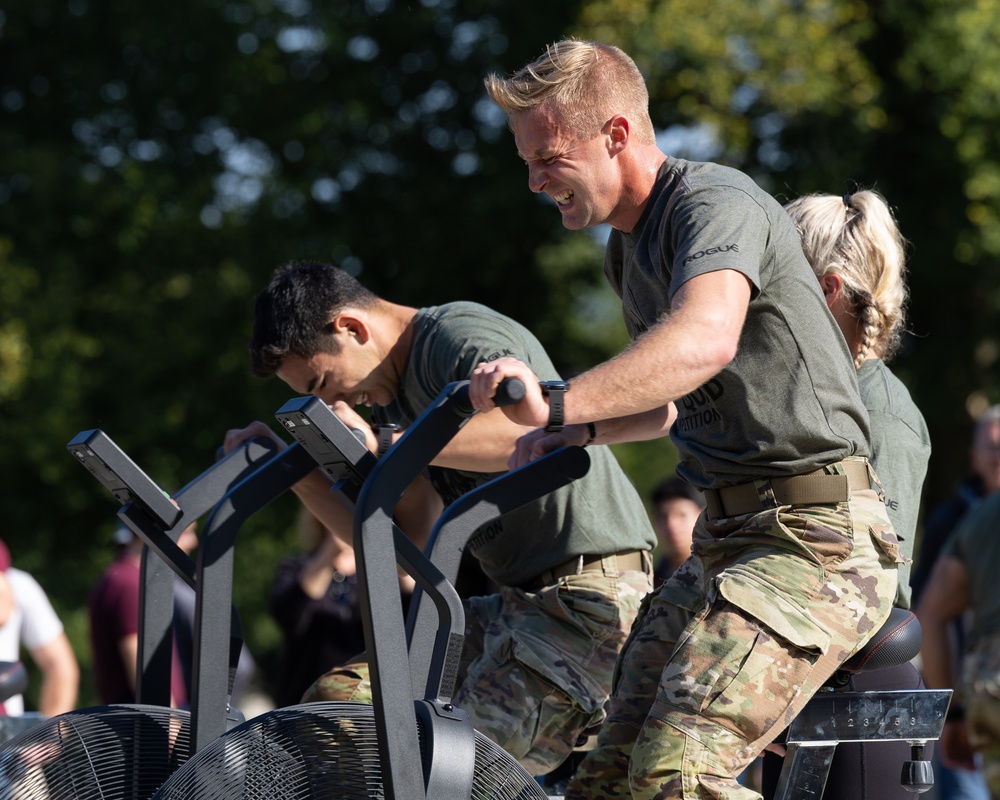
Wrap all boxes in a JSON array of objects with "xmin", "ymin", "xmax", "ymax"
[
  {"xmin": 377, "ymin": 423, "xmax": 400, "ymax": 457},
  {"xmin": 539, "ymin": 380, "xmax": 569, "ymax": 433}
]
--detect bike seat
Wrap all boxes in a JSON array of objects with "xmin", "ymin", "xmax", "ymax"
[{"xmin": 837, "ymin": 607, "xmax": 921, "ymax": 677}]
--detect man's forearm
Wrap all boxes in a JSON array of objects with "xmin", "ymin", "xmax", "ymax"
[
  {"xmin": 918, "ymin": 618, "xmax": 955, "ymax": 689},
  {"xmin": 39, "ymin": 669, "xmax": 78, "ymax": 716},
  {"xmin": 36, "ymin": 635, "xmax": 79, "ymax": 716},
  {"xmin": 586, "ymin": 404, "xmax": 677, "ymax": 446},
  {"xmin": 563, "ymin": 271, "xmax": 749, "ymax": 426},
  {"xmin": 292, "ymin": 469, "xmax": 356, "ymax": 545}
]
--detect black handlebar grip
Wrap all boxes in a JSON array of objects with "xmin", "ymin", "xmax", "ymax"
[
  {"xmin": 493, "ymin": 378, "xmax": 527, "ymax": 407},
  {"xmin": 453, "ymin": 377, "xmax": 526, "ymax": 417}
]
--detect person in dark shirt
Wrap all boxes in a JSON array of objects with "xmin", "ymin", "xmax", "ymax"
[
  {"xmin": 911, "ymin": 405, "xmax": 1000, "ymax": 603},
  {"xmin": 89, "ymin": 526, "xmax": 187, "ymax": 707},
  {"xmin": 269, "ymin": 508, "xmax": 369, "ymax": 708},
  {"xmin": 911, "ymin": 404, "xmax": 1000, "ymax": 800}
]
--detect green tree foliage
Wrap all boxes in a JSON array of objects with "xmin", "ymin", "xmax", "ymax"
[
  {"xmin": 1, "ymin": 0, "xmax": 618, "ymax": 708},
  {"xmin": 579, "ymin": 0, "xmax": 883, "ymax": 165},
  {"xmin": 573, "ymin": 0, "xmax": 1000, "ymax": 504}
]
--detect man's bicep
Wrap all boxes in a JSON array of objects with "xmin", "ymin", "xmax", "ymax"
[
  {"xmin": 668, "ymin": 186, "xmax": 767, "ymax": 296},
  {"xmin": 672, "ymin": 266, "xmax": 754, "ymax": 307},
  {"xmin": 669, "ymin": 269, "xmax": 752, "ymax": 349}
]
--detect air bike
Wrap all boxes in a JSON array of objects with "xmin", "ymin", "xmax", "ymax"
[
  {"xmin": 0, "ymin": 662, "xmax": 32, "ymax": 745},
  {"xmin": 0, "ymin": 427, "xmax": 328, "ymax": 799},
  {"xmin": 144, "ymin": 378, "xmax": 595, "ymax": 800}
]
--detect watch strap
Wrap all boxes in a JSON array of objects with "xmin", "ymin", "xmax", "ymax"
[{"xmin": 377, "ymin": 424, "xmax": 399, "ymax": 457}]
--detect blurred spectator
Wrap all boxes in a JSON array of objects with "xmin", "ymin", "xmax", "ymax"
[
  {"xmin": 88, "ymin": 525, "xmax": 187, "ymax": 707},
  {"xmin": 268, "ymin": 497, "xmax": 498, "ymax": 707},
  {"xmin": 0, "ymin": 538, "xmax": 79, "ymax": 716},
  {"xmin": 269, "ymin": 508, "xmax": 368, "ymax": 708},
  {"xmin": 912, "ymin": 405, "xmax": 1000, "ymax": 800},
  {"xmin": 917, "ymin": 482, "xmax": 1000, "ymax": 797},
  {"xmin": 911, "ymin": 405, "xmax": 1000, "ymax": 601},
  {"xmin": 649, "ymin": 477, "xmax": 704, "ymax": 587}
]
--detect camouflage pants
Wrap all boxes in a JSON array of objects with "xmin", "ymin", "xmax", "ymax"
[
  {"xmin": 961, "ymin": 633, "xmax": 1000, "ymax": 798},
  {"xmin": 566, "ymin": 467, "xmax": 900, "ymax": 800},
  {"xmin": 303, "ymin": 552, "xmax": 652, "ymax": 775}
]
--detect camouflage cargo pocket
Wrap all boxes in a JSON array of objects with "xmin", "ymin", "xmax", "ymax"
[
  {"xmin": 849, "ymin": 485, "xmax": 905, "ymax": 566},
  {"xmin": 454, "ymin": 626, "xmax": 603, "ymax": 773},
  {"xmin": 505, "ymin": 629, "xmax": 606, "ymax": 717},
  {"xmin": 715, "ymin": 571, "xmax": 832, "ymax": 657},
  {"xmin": 868, "ymin": 522, "xmax": 905, "ymax": 564},
  {"xmin": 774, "ymin": 504, "xmax": 856, "ymax": 571},
  {"xmin": 658, "ymin": 570, "xmax": 831, "ymax": 750}
]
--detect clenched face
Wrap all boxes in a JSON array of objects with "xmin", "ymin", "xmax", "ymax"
[
  {"xmin": 511, "ymin": 105, "xmax": 625, "ymax": 231},
  {"xmin": 277, "ymin": 343, "xmax": 393, "ymax": 410}
]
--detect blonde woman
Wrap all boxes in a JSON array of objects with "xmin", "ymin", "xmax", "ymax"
[
  {"xmin": 763, "ymin": 190, "xmax": 932, "ymax": 800},
  {"xmin": 785, "ymin": 190, "xmax": 930, "ymax": 598}
]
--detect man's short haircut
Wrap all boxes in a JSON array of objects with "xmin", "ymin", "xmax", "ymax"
[
  {"xmin": 650, "ymin": 476, "xmax": 707, "ymax": 509},
  {"xmin": 249, "ymin": 261, "xmax": 378, "ymax": 379},
  {"xmin": 483, "ymin": 38, "xmax": 657, "ymax": 145}
]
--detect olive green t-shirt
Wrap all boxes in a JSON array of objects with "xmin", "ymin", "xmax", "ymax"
[
  {"xmin": 375, "ymin": 302, "xmax": 655, "ymax": 588},
  {"xmin": 604, "ymin": 158, "xmax": 871, "ymax": 489},
  {"xmin": 857, "ymin": 358, "xmax": 931, "ymax": 609}
]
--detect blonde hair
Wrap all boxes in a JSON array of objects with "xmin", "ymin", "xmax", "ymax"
[
  {"xmin": 785, "ymin": 190, "xmax": 909, "ymax": 366},
  {"xmin": 483, "ymin": 38, "xmax": 657, "ymax": 144}
]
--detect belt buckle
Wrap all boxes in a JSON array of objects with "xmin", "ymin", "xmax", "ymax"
[{"xmin": 704, "ymin": 488, "xmax": 725, "ymax": 520}]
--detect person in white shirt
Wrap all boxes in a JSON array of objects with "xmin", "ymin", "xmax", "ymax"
[{"xmin": 0, "ymin": 538, "xmax": 79, "ymax": 716}]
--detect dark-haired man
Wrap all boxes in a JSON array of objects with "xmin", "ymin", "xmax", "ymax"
[{"xmin": 223, "ymin": 260, "xmax": 655, "ymax": 775}]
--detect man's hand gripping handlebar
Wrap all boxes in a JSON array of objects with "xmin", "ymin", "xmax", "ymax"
[{"xmin": 470, "ymin": 358, "xmax": 593, "ymax": 469}]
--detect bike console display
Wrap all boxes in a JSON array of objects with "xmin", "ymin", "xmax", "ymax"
[
  {"xmin": 274, "ymin": 396, "xmax": 377, "ymax": 486},
  {"xmin": 67, "ymin": 429, "xmax": 182, "ymax": 530}
]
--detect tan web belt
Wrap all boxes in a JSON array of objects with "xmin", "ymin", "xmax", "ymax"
[
  {"xmin": 520, "ymin": 550, "xmax": 648, "ymax": 593},
  {"xmin": 703, "ymin": 460, "xmax": 871, "ymax": 520}
]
